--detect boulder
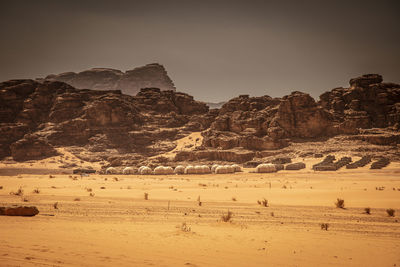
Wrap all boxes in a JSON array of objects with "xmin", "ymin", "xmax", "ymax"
[{"xmin": 0, "ymin": 206, "xmax": 39, "ymax": 216}]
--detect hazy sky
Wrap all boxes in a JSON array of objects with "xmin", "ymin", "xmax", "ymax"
[{"xmin": 0, "ymin": 0, "xmax": 399, "ymax": 102}]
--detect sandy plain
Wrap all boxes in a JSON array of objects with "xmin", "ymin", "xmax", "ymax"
[{"xmin": 0, "ymin": 155, "xmax": 400, "ymax": 267}]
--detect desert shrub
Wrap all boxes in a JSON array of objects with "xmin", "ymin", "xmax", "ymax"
[
  {"xmin": 89, "ymin": 192, "xmax": 95, "ymax": 197},
  {"xmin": 10, "ymin": 187, "xmax": 24, "ymax": 196},
  {"xmin": 86, "ymin": 188, "xmax": 92, "ymax": 192},
  {"xmin": 257, "ymin": 198, "xmax": 269, "ymax": 207},
  {"xmin": 33, "ymin": 188, "xmax": 40, "ymax": 194},
  {"xmin": 22, "ymin": 197, "xmax": 29, "ymax": 202},
  {"xmin": 74, "ymin": 198, "xmax": 80, "ymax": 201},
  {"xmin": 335, "ymin": 198, "xmax": 345, "ymax": 209},
  {"xmin": 181, "ymin": 222, "xmax": 191, "ymax": 232},
  {"xmin": 364, "ymin": 207, "xmax": 371, "ymax": 214},
  {"xmin": 320, "ymin": 223, "xmax": 329, "ymax": 231},
  {"xmin": 232, "ymin": 197, "xmax": 237, "ymax": 201},
  {"xmin": 221, "ymin": 211, "xmax": 233, "ymax": 222},
  {"xmin": 144, "ymin": 192, "xmax": 149, "ymax": 200},
  {"xmin": 386, "ymin": 209, "xmax": 395, "ymax": 217},
  {"xmin": 53, "ymin": 202, "xmax": 59, "ymax": 209}
]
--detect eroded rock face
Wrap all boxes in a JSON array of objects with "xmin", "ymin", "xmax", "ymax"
[
  {"xmin": 1, "ymin": 72, "xmax": 399, "ymax": 164},
  {"xmin": 45, "ymin": 63, "xmax": 176, "ymax": 95},
  {"xmin": 319, "ymin": 74, "xmax": 400, "ymax": 133},
  {"xmin": 202, "ymin": 74, "xmax": 400, "ymax": 155},
  {"xmin": 10, "ymin": 134, "xmax": 59, "ymax": 161},
  {"xmin": 0, "ymin": 79, "xmax": 211, "ymax": 162}
]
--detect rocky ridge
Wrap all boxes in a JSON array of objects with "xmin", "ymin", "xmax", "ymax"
[{"xmin": 1, "ymin": 73, "xmax": 399, "ymax": 168}]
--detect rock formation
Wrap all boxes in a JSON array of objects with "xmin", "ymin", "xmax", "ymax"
[
  {"xmin": 0, "ymin": 206, "xmax": 39, "ymax": 216},
  {"xmin": 1, "ymin": 72, "xmax": 399, "ymax": 167},
  {"xmin": 44, "ymin": 63, "xmax": 176, "ymax": 95},
  {"xmin": 0, "ymin": 79, "xmax": 211, "ymax": 163}
]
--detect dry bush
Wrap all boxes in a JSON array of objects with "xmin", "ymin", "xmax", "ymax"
[
  {"xmin": 221, "ymin": 211, "xmax": 233, "ymax": 222},
  {"xmin": 53, "ymin": 202, "xmax": 58, "ymax": 209},
  {"xmin": 89, "ymin": 192, "xmax": 95, "ymax": 197},
  {"xmin": 181, "ymin": 222, "xmax": 191, "ymax": 232},
  {"xmin": 386, "ymin": 209, "xmax": 395, "ymax": 217},
  {"xmin": 22, "ymin": 197, "xmax": 29, "ymax": 202},
  {"xmin": 232, "ymin": 197, "xmax": 237, "ymax": 201},
  {"xmin": 33, "ymin": 188, "xmax": 40, "ymax": 194},
  {"xmin": 320, "ymin": 223, "xmax": 329, "ymax": 231},
  {"xmin": 335, "ymin": 198, "xmax": 345, "ymax": 209},
  {"xmin": 144, "ymin": 192, "xmax": 149, "ymax": 200},
  {"xmin": 49, "ymin": 175, "xmax": 55, "ymax": 178},
  {"xmin": 86, "ymin": 188, "xmax": 92, "ymax": 192},
  {"xmin": 257, "ymin": 198, "xmax": 269, "ymax": 207},
  {"xmin": 10, "ymin": 187, "xmax": 24, "ymax": 196},
  {"xmin": 270, "ymin": 212, "xmax": 275, "ymax": 217},
  {"xmin": 74, "ymin": 198, "xmax": 80, "ymax": 201},
  {"xmin": 100, "ymin": 186, "xmax": 106, "ymax": 189},
  {"xmin": 0, "ymin": 186, "xmax": 3, "ymax": 189},
  {"xmin": 364, "ymin": 207, "xmax": 371, "ymax": 214}
]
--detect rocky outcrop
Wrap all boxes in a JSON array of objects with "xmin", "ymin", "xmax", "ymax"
[
  {"xmin": 319, "ymin": 74, "xmax": 400, "ymax": 133},
  {"xmin": 0, "ymin": 78, "xmax": 211, "ymax": 162},
  {"xmin": 10, "ymin": 134, "xmax": 59, "ymax": 161},
  {"xmin": 1, "ymin": 72, "xmax": 399, "ymax": 164},
  {"xmin": 202, "ymin": 74, "xmax": 400, "ymax": 156},
  {"xmin": 45, "ymin": 63, "xmax": 176, "ymax": 95}
]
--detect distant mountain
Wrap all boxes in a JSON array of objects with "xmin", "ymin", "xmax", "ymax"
[
  {"xmin": 205, "ymin": 101, "xmax": 226, "ymax": 109},
  {"xmin": 43, "ymin": 63, "xmax": 176, "ymax": 95}
]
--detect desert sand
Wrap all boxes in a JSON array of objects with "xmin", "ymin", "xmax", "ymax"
[{"xmin": 1, "ymin": 156, "xmax": 400, "ymax": 267}]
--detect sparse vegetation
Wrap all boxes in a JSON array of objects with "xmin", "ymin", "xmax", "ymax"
[
  {"xmin": 22, "ymin": 197, "xmax": 29, "ymax": 202},
  {"xmin": 181, "ymin": 222, "xmax": 191, "ymax": 232},
  {"xmin": 10, "ymin": 187, "xmax": 24, "ymax": 196},
  {"xmin": 221, "ymin": 211, "xmax": 233, "ymax": 222},
  {"xmin": 49, "ymin": 175, "xmax": 55, "ymax": 178},
  {"xmin": 144, "ymin": 192, "xmax": 149, "ymax": 200},
  {"xmin": 86, "ymin": 188, "xmax": 92, "ymax": 192},
  {"xmin": 320, "ymin": 223, "xmax": 329, "ymax": 231},
  {"xmin": 386, "ymin": 209, "xmax": 395, "ymax": 217},
  {"xmin": 335, "ymin": 198, "xmax": 345, "ymax": 209},
  {"xmin": 89, "ymin": 192, "xmax": 95, "ymax": 197},
  {"xmin": 364, "ymin": 207, "xmax": 371, "ymax": 214},
  {"xmin": 232, "ymin": 197, "xmax": 237, "ymax": 201},
  {"xmin": 257, "ymin": 198, "xmax": 269, "ymax": 207},
  {"xmin": 74, "ymin": 197, "xmax": 80, "ymax": 201},
  {"xmin": 53, "ymin": 202, "xmax": 58, "ymax": 209},
  {"xmin": 33, "ymin": 188, "xmax": 40, "ymax": 194}
]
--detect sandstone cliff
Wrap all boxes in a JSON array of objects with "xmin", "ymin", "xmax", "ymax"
[{"xmin": 1, "ymin": 73, "xmax": 399, "ymax": 167}]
